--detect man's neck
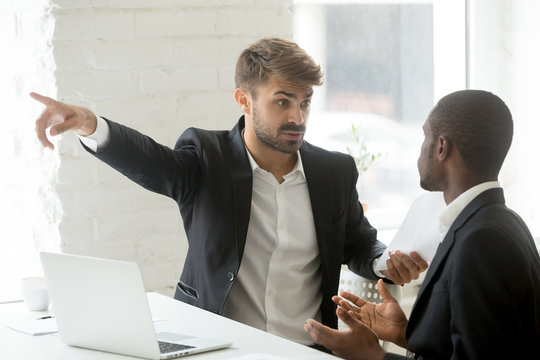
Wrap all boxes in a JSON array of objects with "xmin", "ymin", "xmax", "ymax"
[{"xmin": 242, "ymin": 129, "xmax": 298, "ymax": 184}]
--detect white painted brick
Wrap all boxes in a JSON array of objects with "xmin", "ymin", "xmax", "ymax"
[
  {"xmin": 91, "ymin": 159, "xmax": 138, "ymax": 188},
  {"xmin": 91, "ymin": 0, "xmax": 173, "ymax": 9},
  {"xmin": 216, "ymin": 7, "xmax": 291, "ymax": 36},
  {"xmin": 139, "ymin": 67, "xmax": 218, "ymax": 96},
  {"xmin": 57, "ymin": 157, "xmax": 94, "ymax": 187},
  {"xmin": 172, "ymin": 0, "xmax": 286, "ymax": 6},
  {"xmin": 63, "ymin": 241, "xmax": 137, "ymax": 262},
  {"xmin": 90, "ymin": 39, "xmax": 176, "ymax": 69},
  {"xmin": 53, "ymin": 12, "xmax": 134, "ymax": 40},
  {"xmin": 52, "ymin": 0, "xmax": 91, "ymax": 9},
  {"xmin": 52, "ymin": 40, "xmax": 89, "ymax": 70},
  {"xmin": 58, "ymin": 218, "xmax": 95, "ymax": 248},
  {"xmin": 172, "ymin": 9, "xmax": 217, "ymax": 37},
  {"xmin": 173, "ymin": 38, "xmax": 250, "ymax": 67},
  {"xmin": 55, "ymin": 70, "xmax": 140, "ymax": 101},
  {"xmin": 218, "ymin": 65, "xmax": 236, "ymax": 89},
  {"xmin": 94, "ymin": 208, "xmax": 181, "ymax": 244},
  {"xmin": 177, "ymin": 90, "xmax": 240, "ymax": 129},
  {"xmin": 95, "ymin": 96, "xmax": 177, "ymax": 129},
  {"xmin": 140, "ymin": 261, "xmax": 181, "ymax": 293},
  {"xmin": 135, "ymin": 11, "xmax": 176, "ymax": 38},
  {"xmin": 57, "ymin": 185, "xmax": 143, "ymax": 217}
]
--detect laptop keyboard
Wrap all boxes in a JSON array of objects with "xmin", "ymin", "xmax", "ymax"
[{"xmin": 158, "ymin": 341, "xmax": 195, "ymax": 354}]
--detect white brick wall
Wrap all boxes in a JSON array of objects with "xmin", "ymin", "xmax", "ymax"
[{"xmin": 48, "ymin": 0, "xmax": 293, "ymax": 296}]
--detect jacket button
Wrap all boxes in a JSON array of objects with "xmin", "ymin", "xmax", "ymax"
[{"xmin": 227, "ymin": 272, "xmax": 235, "ymax": 282}]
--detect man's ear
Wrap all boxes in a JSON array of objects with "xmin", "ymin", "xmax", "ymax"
[
  {"xmin": 437, "ymin": 135, "xmax": 451, "ymax": 161},
  {"xmin": 234, "ymin": 88, "xmax": 251, "ymax": 114}
]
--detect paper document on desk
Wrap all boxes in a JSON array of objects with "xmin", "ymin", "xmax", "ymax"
[
  {"xmin": 3, "ymin": 317, "xmax": 58, "ymax": 336},
  {"xmin": 375, "ymin": 191, "xmax": 446, "ymax": 272}
]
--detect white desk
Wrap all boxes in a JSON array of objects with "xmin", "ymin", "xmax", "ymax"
[{"xmin": 0, "ymin": 293, "xmax": 338, "ymax": 360}]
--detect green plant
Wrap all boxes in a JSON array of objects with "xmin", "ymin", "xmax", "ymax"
[{"xmin": 346, "ymin": 123, "xmax": 382, "ymax": 174}]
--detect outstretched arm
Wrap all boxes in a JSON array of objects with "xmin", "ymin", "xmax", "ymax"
[{"xmin": 31, "ymin": 92, "xmax": 97, "ymax": 150}]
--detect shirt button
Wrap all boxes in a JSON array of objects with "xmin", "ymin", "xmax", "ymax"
[{"xmin": 226, "ymin": 272, "xmax": 235, "ymax": 282}]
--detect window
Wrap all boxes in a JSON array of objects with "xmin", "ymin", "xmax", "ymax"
[{"xmin": 293, "ymin": 0, "xmax": 466, "ymax": 240}]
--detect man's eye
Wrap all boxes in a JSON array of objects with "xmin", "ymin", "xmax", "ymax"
[
  {"xmin": 277, "ymin": 99, "xmax": 289, "ymax": 106},
  {"xmin": 302, "ymin": 99, "xmax": 312, "ymax": 108}
]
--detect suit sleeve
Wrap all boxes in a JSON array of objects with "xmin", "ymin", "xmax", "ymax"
[
  {"xmin": 83, "ymin": 118, "xmax": 202, "ymax": 203},
  {"xmin": 342, "ymin": 156, "xmax": 386, "ymax": 279}
]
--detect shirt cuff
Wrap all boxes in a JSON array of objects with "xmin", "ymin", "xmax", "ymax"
[
  {"xmin": 78, "ymin": 116, "xmax": 110, "ymax": 153},
  {"xmin": 372, "ymin": 256, "xmax": 386, "ymax": 278}
]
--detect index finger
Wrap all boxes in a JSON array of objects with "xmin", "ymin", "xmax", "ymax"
[
  {"xmin": 30, "ymin": 92, "xmax": 59, "ymax": 108},
  {"xmin": 339, "ymin": 291, "xmax": 366, "ymax": 307}
]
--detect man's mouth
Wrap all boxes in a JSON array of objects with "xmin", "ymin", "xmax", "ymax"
[{"xmin": 282, "ymin": 131, "xmax": 304, "ymax": 141}]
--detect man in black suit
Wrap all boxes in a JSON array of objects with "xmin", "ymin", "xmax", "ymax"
[
  {"xmin": 305, "ymin": 89, "xmax": 540, "ymax": 358},
  {"xmin": 31, "ymin": 38, "xmax": 427, "ymax": 346}
]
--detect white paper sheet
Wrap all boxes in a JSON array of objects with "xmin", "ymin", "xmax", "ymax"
[
  {"xmin": 3, "ymin": 317, "xmax": 58, "ymax": 336},
  {"xmin": 375, "ymin": 191, "xmax": 446, "ymax": 272}
]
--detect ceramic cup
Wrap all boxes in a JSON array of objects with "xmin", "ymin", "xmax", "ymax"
[{"xmin": 21, "ymin": 277, "xmax": 50, "ymax": 311}]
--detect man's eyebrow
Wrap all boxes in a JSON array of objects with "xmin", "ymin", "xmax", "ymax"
[
  {"xmin": 273, "ymin": 90, "xmax": 314, "ymax": 99},
  {"xmin": 273, "ymin": 90, "xmax": 297, "ymax": 98}
]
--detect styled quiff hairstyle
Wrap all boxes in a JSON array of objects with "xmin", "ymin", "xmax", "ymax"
[
  {"xmin": 235, "ymin": 38, "xmax": 323, "ymax": 97},
  {"xmin": 429, "ymin": 89, "xmax": 513, "ymax": 178}
]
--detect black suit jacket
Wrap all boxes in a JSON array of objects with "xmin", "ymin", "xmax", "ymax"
[
  {"xmin": 385, "ymin": 188, "xmax": 540, "ymax": 360},
  {"xmin": 87, "ymin": 116, "xmax": 386, "ymax": 329}
]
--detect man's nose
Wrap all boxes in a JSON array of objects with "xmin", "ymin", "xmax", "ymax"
[{"xmin": 288, "ymin": 106, "xmax": 305, "ymax": 125}]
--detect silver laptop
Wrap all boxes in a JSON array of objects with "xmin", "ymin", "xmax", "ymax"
[{"xmin": 40, "ymin": 252, "xmax": 232, "ymax": 359}]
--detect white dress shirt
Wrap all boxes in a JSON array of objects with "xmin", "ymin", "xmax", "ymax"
[
  {"xmin": 221, "ymin": 146, "xmax": 322, "ymax": 345},
  {"xmin": 438, "ymin": 181, "xmax": 501, "ymax": 239}
]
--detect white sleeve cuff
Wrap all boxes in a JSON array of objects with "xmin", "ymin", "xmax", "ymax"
[
  {"xmin": 372, "ymin": 256, "xmax": 386, "ymax": 278},
  {"xmin": 78, "ymin": 116, "xmax": 110, "ymax": 153}
]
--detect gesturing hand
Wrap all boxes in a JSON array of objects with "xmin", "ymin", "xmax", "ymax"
[
  {"xmin": 333, "ymin": 279, "xmax": 408, "ymax": 347},
  {"xmin": 31, "ymin": 92, "xmax": 97, "ymax": 150},
  {"xmin": 305, "ymin": 307, "xmax": 386, "ymax": 360}
]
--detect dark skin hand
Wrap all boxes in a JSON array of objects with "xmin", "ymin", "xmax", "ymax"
[{"xmin": 305, "ymin": 280, "xmax": 408, "ymax": 360}]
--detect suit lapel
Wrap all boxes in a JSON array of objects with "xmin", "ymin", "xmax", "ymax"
[
  {"xmin": 300, "ymin": 144, "xmax": 336, "ymax": 266},
  {"xmin": 408, "ymin": 188, "xmax": 506, "ymax": 330},
  {"xmin": 222, "ymin": 117, "xmax": 253, "ymax": 263}
]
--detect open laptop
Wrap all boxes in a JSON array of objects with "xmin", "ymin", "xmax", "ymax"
[{"xmin": 40, "ymin": 252, "xmax": 232, "ymax": 359}]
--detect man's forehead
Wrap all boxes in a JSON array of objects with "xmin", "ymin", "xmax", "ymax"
[{"xmin": 265, "ymin": 76, "xmax": 313, "ymax": 97}]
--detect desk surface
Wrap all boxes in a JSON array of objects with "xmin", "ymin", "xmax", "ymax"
[{"xmin": 0, "ymin": 292, "xmax": 338, "ymax": 360}]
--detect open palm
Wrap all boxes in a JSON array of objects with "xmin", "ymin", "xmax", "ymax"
[{"xmin": 333, "ymin": 279, "xmax": 408, "ymax": 347}]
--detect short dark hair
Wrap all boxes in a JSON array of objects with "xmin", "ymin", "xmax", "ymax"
[
  {"xmin": 235, "ymin": 38, "xmax": 323, "ymax": 97},
  {"xmin": 429, "ymin": 89, "xmax": 513, "ymax": 178}
]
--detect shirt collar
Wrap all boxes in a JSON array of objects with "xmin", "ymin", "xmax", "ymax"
[{"xmin": 438, "ymin": 181, "xmax": 501, "ymax": 237}]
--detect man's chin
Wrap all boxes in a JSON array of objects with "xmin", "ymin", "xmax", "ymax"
[{"xmin": 278, "ymin": 140, "xmax": 303, "ymax": 154}]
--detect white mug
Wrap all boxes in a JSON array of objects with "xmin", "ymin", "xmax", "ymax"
[{"xmin": 21, "ymin": 277, "xmax": 50, "ymax": 311}]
